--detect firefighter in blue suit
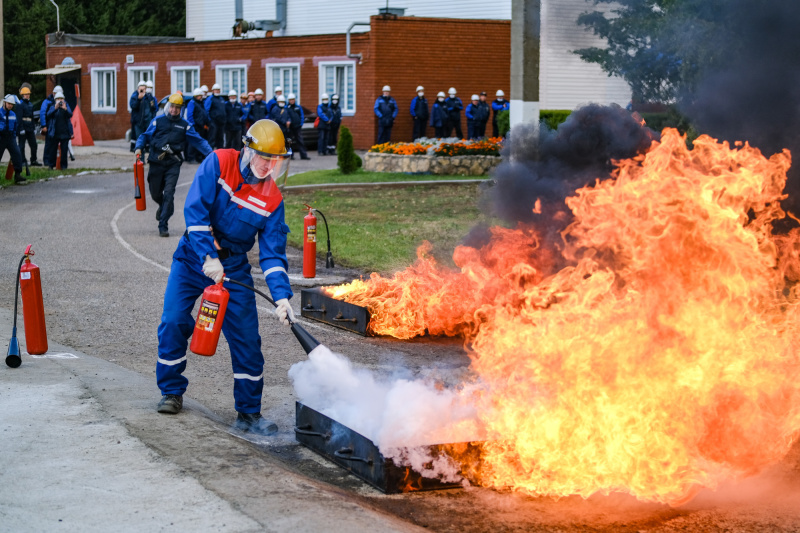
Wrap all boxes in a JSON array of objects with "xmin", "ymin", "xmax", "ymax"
[
  {"xmin": 491, "ymin": 90, "xmax": 510, "ymax": 138},
  {"xmin": 1, "ymin": 94, "xmax": 24, "ymax": 183},
  {"xmin": 374, "ymin": 85, "xmax": 398, "ymax": 144},
  {"xmin": 154, "ymin": 119, "xmax": 295, "ymax": 436},
  {"xmin": 409, "ymin": 86, "xmax": 429, "ymax": 140},
  {"xmin": 135, "ymin": 93, "xmax": 212, "ymax": 237}
]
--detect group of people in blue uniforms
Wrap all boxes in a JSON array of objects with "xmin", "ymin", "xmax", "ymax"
[
  {"xmin": 378, "ymin": 85, "xmax": 510, "ymax": 144},
  {"xmin": 1, "ymin": 83, "xmax": 77, "ymax": 184}
]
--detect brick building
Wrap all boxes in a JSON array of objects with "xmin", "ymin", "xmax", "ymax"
[{"xmin": 44, "ymin": 15, "xmax": 511, "ymax": 149}]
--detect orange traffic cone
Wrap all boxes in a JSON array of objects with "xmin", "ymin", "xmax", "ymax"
[
  {"xmin": 56, "ymin": 145, "xmax": 62, "ymax": 170},
  {"xmin": 5, "ymin": 163, "xmax": 14, "ymax": 180}
]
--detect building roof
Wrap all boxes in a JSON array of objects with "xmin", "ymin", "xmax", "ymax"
[{"xmin": 47, "ymin": 33, "xmax": 194, "ymax": 47}]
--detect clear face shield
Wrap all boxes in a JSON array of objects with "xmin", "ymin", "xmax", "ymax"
[{"xmin": 239, "ymin": 145, "xmax": 292, "ymax": 189}]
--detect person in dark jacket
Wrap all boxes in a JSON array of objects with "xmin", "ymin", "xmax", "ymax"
[
  {"xmin": 247, "ymin": 88, "xmax": 268, "ymax": 123},
  {"xmin": 430, "ymin": 91, "xmax": 447, "ymax": 138},
  {"xmin": 327, "ymin": 94, "xmax": 342, "ymax": 154},
  {"xmin": 224, "ymin": 90, "xmax": 244, "ymax": 150},
  {"xmin": 134, "ymin": 93, "xmax": 212, "ymax": 237},
  {"xmin": 1, "ymin": 94, "xmax": 25, "ymax": 183},
  {"xmin": 129, "ymin": 81, "xmax": 147, "ymax": 152},
  {"xmin": 476, "ymin": 92, "xmax": 491, "ymax": 138},
  {"xmin": 45, "ymin": 92, "xmax": 73, "ymax": 170},
  {"xmin": 186, "ymin": 88, "xmax": 210, "ymax": 163},
  {"xmin": 286, "ymin": 94, "xmax": 309, "ymax": 160},
  {"xmin": 204, "ymin": 83, "xmax": 227, "ymax": 149},
  {"xmin": 410, "ymin": 85, "xmax": 429, "ymax": 140},
  {"xmin": 266, "ymin": 86, "xmax": 283, "ymax": 115},
  {"xmin": 374, "ymin": 85, "xmax": 398, "ymax": 144},
  {"xmin": 39, "ymin": 85, "xmax": 60, "ymax": 167},
  {"xmin": 269, "ymin": 95, "xmax": 291, "ymax": 137},
  {"xmin": 444, "ymin": 87, "xmax": 463, "ymax": 139},
  {"xmin": 131, "ymin": 81, "xmax": 158, "ymax": 152},
  {"xmin": 491, "ymin": 90, "xmax": 510, "ymax": 138},
  {"xmin": 16, "ymin": 86, "xmax": 40, "ymax": 166},
  {"xmin": 317, "ymin": 94, "xmax": 332, "ymax": 155},
  {"xmin": 465, "ymin": 94, "xmax": 481, "ymax": 140}
]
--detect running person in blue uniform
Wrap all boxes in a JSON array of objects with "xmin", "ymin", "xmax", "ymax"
[{"xmin": 154, "ymin": 119, "xmax": 295, "ymax": 436}]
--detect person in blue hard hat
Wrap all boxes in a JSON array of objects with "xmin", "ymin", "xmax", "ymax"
[
  {"xmin": 154, "ymin": 118, "xmax": 294, "ymax": 436},
  {"xmin": 135, "ymin": 92, "xmax": 212, "ymax": 238}
]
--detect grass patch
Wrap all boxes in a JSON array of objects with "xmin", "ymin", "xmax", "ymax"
[
  {"xmin": 284, "ymin": 183, "xmax": 494, "ymax": 274},
  {"xmin": 286, "ymin": 168, "xmax": 487, "ymax": 186},
  {"xmin": 0, "ymin": 165, "xmax": 90, "ymax": 187}
]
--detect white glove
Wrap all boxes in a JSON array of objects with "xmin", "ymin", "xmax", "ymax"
[
  {"xmin": 275, "ymin": 298, "xmax": 294, "ymax": 326},
  {"xmin": 134, "ymin": 149, "xmax": 142, "ymax": 158},
  {"xmin": 202, "ymin": 255, "xmax": 224, "ymax": 283}
]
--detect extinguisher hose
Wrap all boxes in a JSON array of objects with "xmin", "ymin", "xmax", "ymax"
[
  {"xmin": 12, "ymin": 254, "xmax": 26, "ymax": 330},
  {"xmin": 313, "ymin": 208, "xmax": 334, "ymax": 269},
  {"xmin": 222, "ymin": 277, "xmax": 322, "ymax": 355},
  {"xmin": 6, "ymin": 254, "xmax": 26, "ymax": 368}
]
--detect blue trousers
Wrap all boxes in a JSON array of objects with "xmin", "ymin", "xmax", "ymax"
[{"xmin": 156, "ymin": 238, "xmax": 265, "ymax": 413}]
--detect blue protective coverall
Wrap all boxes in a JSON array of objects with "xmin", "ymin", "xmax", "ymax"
[
  {"xmin": 156, "ymin": 149, "xmax": 293, "ymax": 413},
  {"xmin": 374, "ymin": 95, "xmax": 398, "ymax": 144},
  {"xmin": 491, "ymin": 98, "xmax": 510, "ymax": 137}
]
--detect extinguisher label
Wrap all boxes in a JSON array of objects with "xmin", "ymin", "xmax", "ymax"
[
  {"xmin": 197, "ymin": 299, "xmax": 220, "ymax": 332},
  {"xmin": 307, "ymin": 225, "xmax": 316, "ymax": 243},
  {"xmin": 20, "ymin": 272, "xmax": 31, "ymax": 280}
]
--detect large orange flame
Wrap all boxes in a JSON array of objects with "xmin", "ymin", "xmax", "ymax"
[{"xmin": 325, "ymin": 129, "xmax": 800, "ymax": 504}]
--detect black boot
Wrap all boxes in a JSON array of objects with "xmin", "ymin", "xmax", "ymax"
[
  {"xmin": 14, "ymin": 173, "xmax": 25, "ymax": 184},
  {"xmin": 157, "ymin": 394, "xmax": 183, "ymax": 414},
  {"xmin": 234, "ymin": 412, "xmax": 278, "ymax": 435}
]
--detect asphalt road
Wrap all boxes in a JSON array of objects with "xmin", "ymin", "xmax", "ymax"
[{"xmin": 1, "ymin": 155, "xmax": 800, "ymax": 532}]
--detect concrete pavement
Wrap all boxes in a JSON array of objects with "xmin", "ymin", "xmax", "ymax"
[{"xmin": 0, "ymin": 307, "xmax": 421, "ymax": 532}]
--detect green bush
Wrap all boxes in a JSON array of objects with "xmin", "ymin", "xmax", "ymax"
[
  {"xmin": 496, "ymin": 109, "xmax": 510, "ymax": 137},
  {"xmin": 540, "ymin": 110, "xmax": 572, "ymax": 131},
  {"xmin": 337, "ymin": 126, "xmax": 361, "ymax": 174}
]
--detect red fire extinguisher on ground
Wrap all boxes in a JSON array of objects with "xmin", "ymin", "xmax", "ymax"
[
  {"xmin": 189, "ymin": 282, "xmax": 229, "ymax": 356},
  {"xmin": 303, "ymin": 204, "xmax": 317, "ymax": 278},
  {"xmin": 7, "ymin": 245, "xmax": 48, "ymax": 367},
  {"xmin": 134, "ymin": 154, "xmax": 146, "ymax": 211}
]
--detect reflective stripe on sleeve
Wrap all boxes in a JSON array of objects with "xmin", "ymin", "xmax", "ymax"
[
  {"xmin": 157, "ymin": 356, "xmax": 187, "ymax": 366},
  {"xmin": 263, "ymin": 266, "xmax": 287, "ymax": 278},
  {"xmin": 187, "ymin": 225, "xmax": 212, "ymax": 232},
  {"xmin": 233, "ymin": 372, "xmax": 263, "ymax": 381}
]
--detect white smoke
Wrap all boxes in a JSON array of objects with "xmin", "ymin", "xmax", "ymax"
[{"xmin": 289, "ymin": 345, "xmax": 485, "ymax": 482}]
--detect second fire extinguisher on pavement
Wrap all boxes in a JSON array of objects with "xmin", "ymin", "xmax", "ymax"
[
  {"xmin": 134, "ymin": 154, "xmax": 146, "ymax": 211},
  {"xmin": 6, "ymin": 245, "xmax": 48, "ymax": 368},
  {"xmin": 303, "ymin": 204, "xmax": 317, "ymax": 278}
]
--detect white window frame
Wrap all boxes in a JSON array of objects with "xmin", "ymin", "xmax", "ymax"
[
  {"xmin": 215, "ymin": 64, "xmax": 248, "ymax": 97},
  {"xmin": 170, "ymin": 66, "xmax": 200, "ymax": 96},
  {"xmin": 266, "ymin": 63, "xmax": 301, "ymax": 104},
  {"xmin": 126, "ymin": 67, "xmax": 155, "ymax": 112},
  {"xmin": 91, "ymin": 67, "xmax": 117, "ymax": 113},
  {"xmin": 318, "ymin": 61, "xmax": 356, "ymax": 116}
]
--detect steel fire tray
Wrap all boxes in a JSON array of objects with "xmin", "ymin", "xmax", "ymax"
[
  {"xmin": 300, "ymin": 288, "xmax": 370, "ymax": 336},
  {"xmin": 294, "ymin": 401, "xmax": 482, "ymax": 494}
]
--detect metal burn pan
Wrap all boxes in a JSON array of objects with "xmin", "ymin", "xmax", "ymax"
[
  {"xmin": 294, "ymin": 401, "xmax": 482, "ymax": 494},
  {"xmin": 300, "ymin": 288, "xmax": 370, "ymax": 336}
]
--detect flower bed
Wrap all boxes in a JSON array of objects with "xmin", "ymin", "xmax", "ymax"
[{"xmin": 364, "ymin": 137, "xmax": 503, "ymax": 175}]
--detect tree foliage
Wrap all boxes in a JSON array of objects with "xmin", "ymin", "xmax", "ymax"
[
  {"xmin": 574, "ymin": 0, "xmax": 741, "ymax": 103},
  {"xmin": 3, "ymin": 0, "xmax": 185, "ymax": 98}
]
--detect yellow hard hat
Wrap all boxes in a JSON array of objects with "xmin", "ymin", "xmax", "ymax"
[
  {"xmin": 243, "ymin": 119, "xmax": 287, "ymax": 155},
  {"xmin": 19, "ymin": 87, "xmax": 31, "ymax": 96},
  {"xmin": 168, "ymin": 92, "xmax": 184, "ymax": 106}
]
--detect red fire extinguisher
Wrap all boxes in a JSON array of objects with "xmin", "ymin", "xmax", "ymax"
[
  {"xmin": 20, "ymin": 245, "xmax": 48, "ymax": 356},
  {"xmin": 134, "ymin": 154, "xmax": 146, "ymax": 211},
  {"xmin": 303, "ymin": 204, "xmax": 317, "ymax": 278},
  {"xmin": 189, "ymin": 281, "xmax": 229, "ymax": 356}
]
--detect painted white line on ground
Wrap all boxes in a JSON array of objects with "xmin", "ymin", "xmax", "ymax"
[{"xmin": 28, "ymin": 352, "xmax": 79, "ymax": 359}]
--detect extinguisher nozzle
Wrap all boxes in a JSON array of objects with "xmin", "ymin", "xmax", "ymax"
[
  {"xmin": 325, "ymin": 251, "xmax": 334, "ymax": 269},
  {"xmin": 290, "ymin": 322, "xmax": 321, "ymax": 355},
  {"xmin": 6, "ymin": 330, "xmax": 21, "ymax": 368}
]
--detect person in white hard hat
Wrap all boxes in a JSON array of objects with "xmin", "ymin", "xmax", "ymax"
[
  {"xmin": 285, "ymin": 93, "xmax": 310, "ymax": 160},
  {"xmin": 465, "ymin": 94, "xmax": 482, "ymax": 139},
  {"xmin": 204, "ymin": 83, "xmax": 226, "ymax": 149},
  {"xmin": 129, "ymin": 81, "xmax": 148, "ymax": 152},
  {"xmin": 476, "ymin": 92, "xmax": 491, "ymax": 137},
  {"xmin": 317, "ymin": 93, "xmax": 332, "ymax": 155},
  {"xmin": 225, "ymin": 89, "xmax": 244, "ymax": 149},
  {"xmin": 492, "ymin": 89, "xmax": 509, "ymax": 138},
  {"xmin": 248, "ymin": 88, "xmax": 268, "ymax": 123},
  {"xmin": 374, "ymin": 84, "xmax": 398, "ymax": 144},
  {"xmin": 444, "ymin": 87, "xmax": 463, "ymax": 139},
  {"xmin": 131, "ymin": 80, "xmax": 158, "ymax": 152},
  {"xmin": 45, "ymin": 92, "xmax": 73, "ymax": 170},
  {"xmin": 200, "ymin": 84, "xmax": 209, "ymax": 97},
  {"xmin": 1, "ymin": 94, "xmax": 25, "ymax": 183},
  {"xmin": 410, "ymin": 85, "xmax": 429, "ymax": 140},
  {"xmin": 430, "ymin": 91, "xmax": 447, "ymax": 138},
  {"xmin": 186, "ymin": 88, "xmax": 210, "ymax": 163},
  {"xmin": 327, "ymin": 94, "xmax": 342, "ymax": 154},
  {"xmin": 40, "ymin": 85, "xmax": 63, "ymax": 166},
  {"xmin": 269, "ymin": 94, "xmax": 290, "ymax": 137},
  {"xmin": 267, "ymin": 85, "xmax": 283, "ymax": 114}
]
